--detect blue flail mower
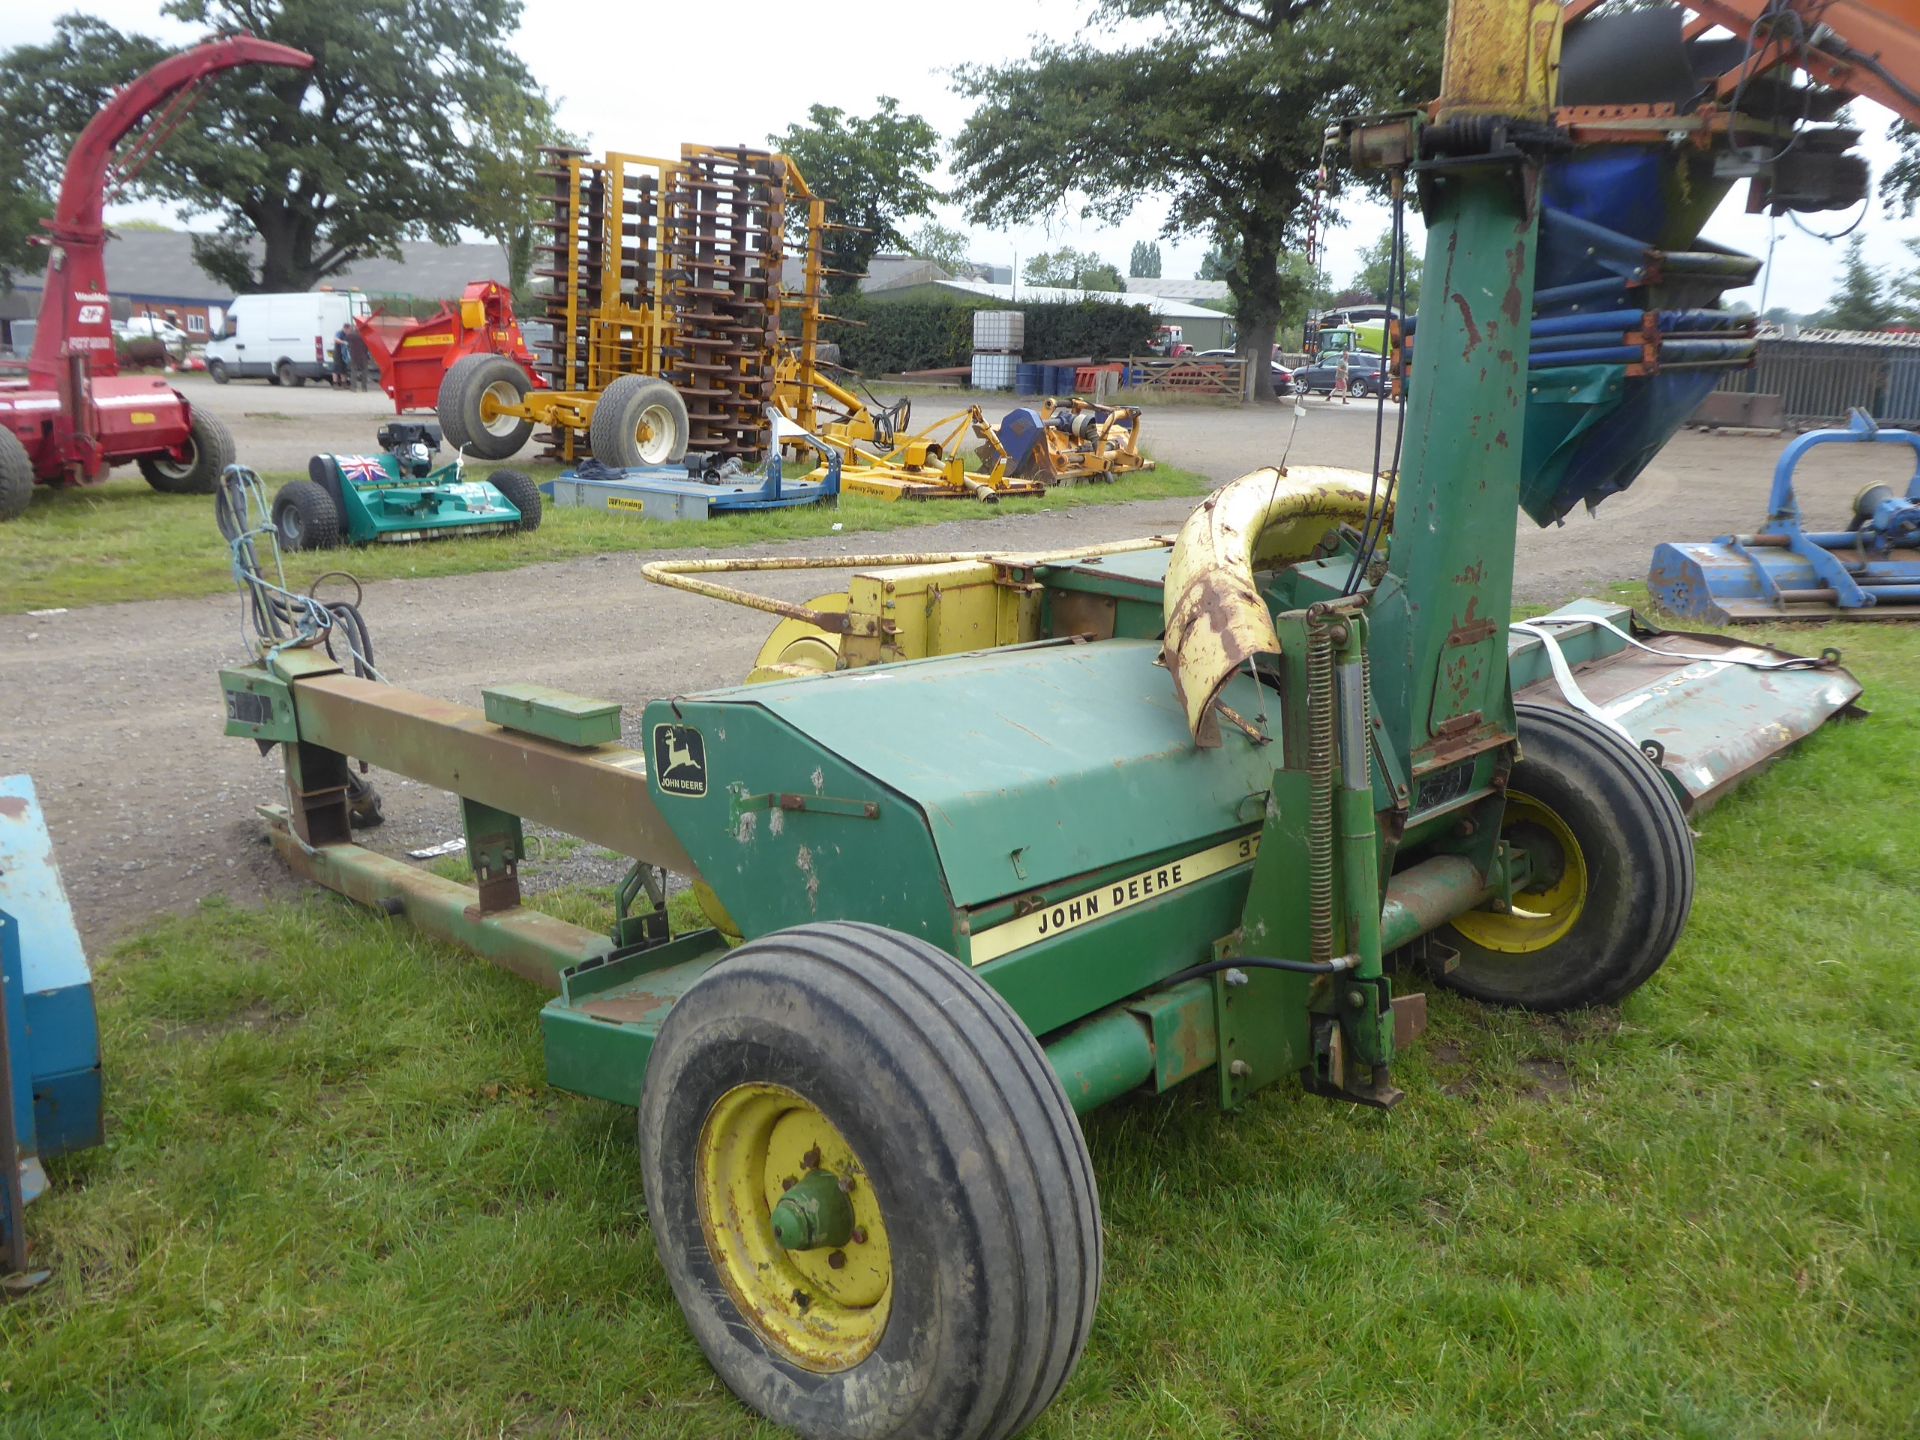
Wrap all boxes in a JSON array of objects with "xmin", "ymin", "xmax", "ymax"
[{"xmin": 1650, "ymin": 409, "xmax": 1920, "ymax": 623}]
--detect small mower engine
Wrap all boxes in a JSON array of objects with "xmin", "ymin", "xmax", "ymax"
[{"xmin": 376, "ymin": 421, "xmax": 444, "ymax": 478}]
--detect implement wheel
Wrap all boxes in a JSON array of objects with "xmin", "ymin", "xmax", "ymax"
[
  {"xmin": 640, "ymin": 921, "xmax": 1100, "ymax": 1440},
  {"xmin": 438, "ymin": 354, "xmax": 533, "ymax": 460},
  {"xmin": 488, "ymin": 468, "xmax": 543, "ymax": 533},
  {"xmin": 0, "ymin": 430, "xmax": 32, "ymax": 521},
  {"xmin": 590, "ymin": 375, "xmax": 689, "ymax": 467},
  {"xmin": 271, "ymin": 479, "xmax": 341, "ymax": 551},
  {"xmin": 1438, "ymin": 703, "xmax": 1694, "ymax": 1011},
  {"xmin": 140, "ymin": 410, "xmax": 235, "ymax": 496}
]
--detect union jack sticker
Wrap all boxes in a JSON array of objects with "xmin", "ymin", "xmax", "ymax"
[{"xmin": 338, "ymin": 456, "xmax": 388, "ymax": 484}]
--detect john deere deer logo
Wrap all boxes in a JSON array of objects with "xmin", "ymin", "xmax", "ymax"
[{"xmin": 652, "ymin": 723, "xmax": 707, "ymax": 797}]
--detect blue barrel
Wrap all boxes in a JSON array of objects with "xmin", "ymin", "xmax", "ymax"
[
  {"xmin": 1015, "ymin": 363, "xmax": 1044, "ymax": 395},
  {"xmin": 1048, "ymin": 364, "xmax": 1075, "ymax": 395}
]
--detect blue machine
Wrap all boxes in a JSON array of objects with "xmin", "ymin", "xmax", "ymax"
[
  {"xmin": 1651, "ymin": 410, "xmax": 1920, "ymax": 623},
  {"xmin": 544, "ymin": 412, "xmax": 842, "ymax": 522},
  {"xmin": 1, "ymin": 774, "xmax": 102, "ymax": 1288}
]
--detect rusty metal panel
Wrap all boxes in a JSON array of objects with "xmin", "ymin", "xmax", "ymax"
[{"xmin": 288, "ymin": 674, "xmax": 702, "ymax": 879}]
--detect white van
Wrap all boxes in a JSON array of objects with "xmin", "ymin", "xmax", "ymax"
[{"xmin": 204, "ymin": 290, "xmax": 370, "ymax": 386}]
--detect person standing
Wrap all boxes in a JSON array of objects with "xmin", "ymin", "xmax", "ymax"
[
  {"xmin": 347, "ymin": 324, "xmax": 373, "ymax": 393},
  {"xmin": 332, "ymin": 323, "xmax": 353, "ymax": 389},
  {"xmin": 1333, "ymin": 350, "xmax": 1351, "ymax": 405}
]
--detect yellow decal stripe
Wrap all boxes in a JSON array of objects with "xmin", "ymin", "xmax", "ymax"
[{"xmin": 968, "ymin": 833, "xmax": 1260, "ymax": 966}]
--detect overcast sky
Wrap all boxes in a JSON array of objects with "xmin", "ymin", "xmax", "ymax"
[{"xmin": 6, "ymin": 0, "xmax": 1915, "ymax": 313}]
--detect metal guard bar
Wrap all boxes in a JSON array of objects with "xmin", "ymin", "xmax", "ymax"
[{"xmin": 641, "ymin": 537, "xmax": 1176, "ymax": 632}]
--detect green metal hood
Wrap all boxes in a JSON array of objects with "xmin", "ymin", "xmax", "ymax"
[{"xmin": 698, "ymin": 639, "xmax": 1276, "ymax": 908}]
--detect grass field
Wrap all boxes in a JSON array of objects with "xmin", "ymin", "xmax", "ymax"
[
  {"xmin": 1, "ymin": 620, "xmax": 1914, "ymax": 1439},
  {"xmin": 0, "ymin": 461, "xmax": 1211, "ymax": 614}
]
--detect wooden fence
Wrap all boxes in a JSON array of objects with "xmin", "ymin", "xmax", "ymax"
[{"xmin": 1125, "ymin": 355, "xmax": 1249, "ymax": 397}]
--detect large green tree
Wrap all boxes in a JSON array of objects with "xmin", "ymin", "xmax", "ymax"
[
  {"xmin": 1356, "ymin": 229, "xmax": 1421, "ymax": 310},
  {"xmin": 1023, "ymin": 246, "xmax": 1124, "ymax": 291},
  {"xmin": 1129, "ymin": 240, "xmax": 1162, "ymax": 278},
  {"xmin": 907, "ymin": 221, "xmax": 976, "ymax": 276},
  {"xmin": 1819, "ymin": 235, "xmax": 1892, "ymax": 331},
  {"xmin": 772, "ymin": 99, "xmax": 940, "ymax": 297},
  {"xmin": 0, "ymin": 3, "xmax": 562, "ymax": 294},
  {"xmin": 953, "ymin": 0, "xmax": 1443, "ymax": 398}
]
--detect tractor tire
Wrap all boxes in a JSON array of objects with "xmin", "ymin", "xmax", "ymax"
[
  {"xmin": 488, "ymin": 468, "xmax": 542, "ymax": 533},
  {"xmin": 589, "ymin": 375, "xmax": 689, "ymax": 467},
  {"xmin": 1435, "ymin": 702, "xmax": 1695, "ymax": 1011},
  {"xmin": 437, "ymin": 354, "xmax": 533, "ymax": 460},
  {"xmin": 208, "ymin": 359, "xmax": 230, "ymax": 385},
  {"xmin": 0, "ymin": 429, "xmax": 34, "ymax": 522},
  {"xmin": 271, "ymin": 478, "xmax": 342, "ymax": 551},
  {"xmin": 641, "ymin": 921, "xmax": 1101, "ymax": 1440},
  {"xmin": 140, "ymin": 409, "xmax": 235, "ymax": 495}
]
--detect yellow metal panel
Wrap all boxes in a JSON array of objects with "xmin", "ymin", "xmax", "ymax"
[{"xmin": 1436, "ymin": 0, "xmax": 1562, "ymax": 119}]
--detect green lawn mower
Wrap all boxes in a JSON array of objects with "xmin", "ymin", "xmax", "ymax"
[{"xmin": 270, "ymin": 422, "xmax": 542, "ymax": 551}]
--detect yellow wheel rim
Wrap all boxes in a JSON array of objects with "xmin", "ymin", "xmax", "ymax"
[
  {"xmin": 747, "ymin": 591, "xmax": 848, "ymax": 683},
  {"xmin": 1450, "ymin": 792, "xmax": 1588, "ymax": 954},
  {"xmin": 697, "ymin": 1082, "xmax": 892, "ymax": 1372}
]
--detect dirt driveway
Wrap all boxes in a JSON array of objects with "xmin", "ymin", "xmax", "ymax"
[{"xmin": 6, "ymin": 376, "xmax": 1908, "ymax": 948}]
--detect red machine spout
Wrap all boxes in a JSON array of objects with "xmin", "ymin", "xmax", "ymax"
[{"xmin": 31, "ymin": 37, "xmax": 312, "ymax": 388}]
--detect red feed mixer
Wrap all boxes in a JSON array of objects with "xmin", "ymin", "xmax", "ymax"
[
  {"xmin": 0, "ymin": 38, "xmax": 313, "ymax": 521},
  {"xmin": 357, "ymin": 281, "xmax": 547, "ymax": 415}
]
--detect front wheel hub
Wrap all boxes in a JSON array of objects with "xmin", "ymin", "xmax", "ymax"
[{"xmin": 697, "ymin": 1083, "xmax": 891, "ymax": 1371}]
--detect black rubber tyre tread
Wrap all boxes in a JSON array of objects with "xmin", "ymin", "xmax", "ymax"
[
  {"xmin": 139, "ymin": 409, "xmax": 234, "ymax": 495},
  {"xmin": 436, "ymin": 354, "xmax": 530, "ymax": 460},
  {"xmin": 277, "ymin": 359, "xmax": 304, "ymax": 388},
  {"xmin": 1437, "ymin": 702, "xmax": 1694, "ymax": 1011},
  {"xmin": 271, "ymin": 478, "xmax": 341, "ymax": 551},
  {"xmin": 640, "ymin": 920, "xmax": 1101, "ymax": 1440},
  {"xmin": 0, "ymin": 429, "xmax": 33, "ymax": 521},
  {"xmin": 589, "ymin": 375, "xmax": 690, "ymax": 466},
  {"xmin": 488, "ymin": 468, "xmax": 542, "ymax": 533},
  {"xmin": 207, "ymin": 360, "xmax": 229, "ymax": 385}
]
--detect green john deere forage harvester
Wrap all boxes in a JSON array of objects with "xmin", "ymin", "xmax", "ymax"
[{"xmin": 214, "ymin": 3, "xmax": 1884, "ymax": 1436}]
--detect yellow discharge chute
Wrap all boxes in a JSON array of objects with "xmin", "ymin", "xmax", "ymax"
[{"xmin": 1161, "ymin": 466, "xmax": 1390, "ymax": 747}]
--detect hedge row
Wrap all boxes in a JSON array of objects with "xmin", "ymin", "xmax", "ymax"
[{"xmin": 816, "ymin": 296, "xmax": 1160, "ymax": 375}]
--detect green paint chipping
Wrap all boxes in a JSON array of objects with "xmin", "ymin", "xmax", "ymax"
[{"xmin": 1, "ymin": 622, "xmax": 1914, "ymax": 1436}]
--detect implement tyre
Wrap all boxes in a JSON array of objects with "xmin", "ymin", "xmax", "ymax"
[
  {"xmin": 1438, "ymin": 702, "xmax": 1694, "ymax": 1011},
  {"xmin": 589, "ymin": 375, "xmax": 689, "ymax": 466},
  {"xmin": 140, "ymin": 409, "xmax": 235, "ymax": 495},
  {"xmin": 0, "ymin": 430, "xmax": 33, "ymax": 521},
  {"xmin": 640, "ymin": 921, "xmax": 1100, "ymax": 1440},
  {"xmin": 488, "ymin": 468, "xmax": 542, "ymax": 533},
  {"xmin": 438, "ymin": 353, "xmax": 533, "ymax": 460},
  {"xmin": 271, "ymin": 478, "xmax": 341, "ymax": 551}
]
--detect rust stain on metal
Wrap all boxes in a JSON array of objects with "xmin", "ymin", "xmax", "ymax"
[
  {"xmin": 1502, "ymin": 241, "xmax": 1528, "ymax": 325},
  {"xmin": 1451, "ymin": 292, "xmax": 1482, "ymax": 357}
]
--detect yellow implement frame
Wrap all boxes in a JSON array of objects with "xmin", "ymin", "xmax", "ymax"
[
  {"xmin": 496, "ymin": 145, "xmax": 829, "ymax": 463},
  {"xmin": 1016, "ymin": 397, "xmax": 1156, "ymax": 484},
  {"xmin": 778, "ymin": 361, "xmax": 1043, "ymax": 503}
]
